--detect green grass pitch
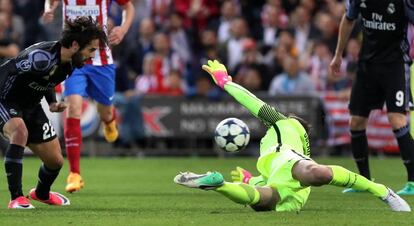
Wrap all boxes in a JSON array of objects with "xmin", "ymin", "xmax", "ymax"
[{"xmin": 0, "ymin": 157, "xmax": 413, "ymax": 225}]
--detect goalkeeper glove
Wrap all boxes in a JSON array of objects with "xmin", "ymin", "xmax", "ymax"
[
  {"xmin": 201, "ymin": 60, "xmax": 232, "ymax": 89},
  {"xmin": 230, "ymin": 166, "xmax": 252, "ymax": 184}
]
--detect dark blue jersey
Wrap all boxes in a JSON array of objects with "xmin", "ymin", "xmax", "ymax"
[
  {"xmin": 346, "ymin": 0, "xmax": 410, "ymax": 63},
  {"xmin": 0, "ymin": 41, "xmax": 73, "ymax": 108}
]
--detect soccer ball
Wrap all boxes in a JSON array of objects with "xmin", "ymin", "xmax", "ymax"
[{"xmin": 214, "ymin": 118, "xmax": 250, "ymax": 152}]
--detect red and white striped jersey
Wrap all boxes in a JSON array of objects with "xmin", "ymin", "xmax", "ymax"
[{"xmin": 62, "ymin": 0, "xmax": 130, "ymax": 65}]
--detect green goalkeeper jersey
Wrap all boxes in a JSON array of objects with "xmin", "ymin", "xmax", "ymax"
[
  {"xmin": 224, "ymin": 82, "xmax": 312, "ymax": 212},
  {"xmin": 223, "ymin": 82, "xmax": 311, "ymax": 157}
]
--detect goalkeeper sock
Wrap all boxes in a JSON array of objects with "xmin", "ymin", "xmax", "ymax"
[
  {"xmin": 329, "ymin": 165, "xmax": 388, "ymax": 198},
  {"xmin": 215, "ymin": 182, "xmax": 260, "ymax": 205}
]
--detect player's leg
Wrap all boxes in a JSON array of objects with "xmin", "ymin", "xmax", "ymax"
[
  {"xmin": 86, "ymin": 65, "xmax": 118, "ymax": 142},
  {"xmin": 292, "ymin": 160, "xmax": 411, "ymax": 211},
  {"xmin": 27, "ymin": 139, "xmax": 69, "ymax": 206},
  {"xmin": 23, "ymin": 105, "xmax": 69, "ymax": 205},
  {"xmin": 388, "ymin": 112, "xmax": 414, "ymax": 195},
  {"xmin": 349, "ymin": 116, "xmax": 370, "ymax": 179},
  {"xmin": 97, "ymin": 103, "xmax": 118, "ymax": 142},
  {"xmin": 346, "ymin": 62, "xmax": 376, "ymax": 193},
  {"xmin": 63, "ymin": 68, "xmax": 88, "ymax": 193},
  {"xmin": 384, "ymin": 62, "xmax": 414, "ymax": 195},
  {"xmin": 1, "ymin": 107, "xmax": 34, "ymax": 209},
  {"xmin": 174, "ymin": 171, "xmax": 278, "ymax": 211}
]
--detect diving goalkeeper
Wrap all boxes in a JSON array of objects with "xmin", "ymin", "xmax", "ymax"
[{"xmin": 174, "ymin": 59, "xmax": 411, "ymax": 212}]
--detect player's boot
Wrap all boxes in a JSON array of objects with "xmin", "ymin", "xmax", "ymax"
[
  {"xmin": 103, "ymin": 119, "xmax": 118, "ymax": 143},
  {"xmin": 396, "ymin": 182, "xmax": 414, "ymax": 195},
  {"xmin": 29, "ymin": 189, "xmax": 70, "ymax": 206},
  {"xmin": 342, "ymin": 188, "xmax": 367, "ymax": 193},
  {"xmin": 174, "ymin": 171, "xmax": 224, "ymax": 190},
  {"xmin": 381, "ymin": 188, "xmax": 411, "ymax": 212},
  {"xmin": 65, "ymin": 172, "xmax": 84, "ymax": 193},
  {"xmin": 8, "ymin": 196, "xmax": 35, "ymax": 209}
]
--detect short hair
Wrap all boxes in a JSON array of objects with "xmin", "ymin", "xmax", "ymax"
[
  {"xmin": 288, "ymin": 114, "xmax": 312, "ymax": 135},
  {"xmin": 60, "ymin": 16, "xmax": 107, "ymax": 50}
]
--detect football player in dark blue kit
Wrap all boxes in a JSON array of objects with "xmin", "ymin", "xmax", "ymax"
[
  {"xmin": 0, "ymin": 16, "xmax": 106, "ymax": 209},
  {"xmin": 330, "ymin": 0, "xmax": 414, "ymax": 195}
]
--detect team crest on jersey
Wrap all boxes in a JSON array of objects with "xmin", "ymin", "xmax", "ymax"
[
  {"xmin": 360, "ymin": 0, "xmax": 367, "ymax": 8},
  {"xmin": 387, "ymin": 3, "xmax": 395, "ymax": 14},
  {"xmin": 16, "ymin": 59, "xmax": 31, "ymax": 72}
]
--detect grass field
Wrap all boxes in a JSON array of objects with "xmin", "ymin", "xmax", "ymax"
[{"xmin": 0, "ymin": 157, "xmax": 413, "ymax": 226}]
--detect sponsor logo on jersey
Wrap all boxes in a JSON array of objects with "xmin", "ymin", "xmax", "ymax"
[
  {"xmin": 28, "ymin": 82, "xmax": 56, "ymax": 91},
  {"xmin": 65, "ymin": 5, "xmax": 100, "ymax": 19},
  {"xmin": 362, "ymin": 13, "xmax": 396, "ymax": 31}
]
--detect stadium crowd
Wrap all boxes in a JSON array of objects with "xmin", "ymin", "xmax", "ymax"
[{"xmin": 0, "ymin": 0, "xmax": 386, "ymax": 154}]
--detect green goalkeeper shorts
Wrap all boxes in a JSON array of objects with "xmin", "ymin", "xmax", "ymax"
[{"xmin": 257, "ymin": 147, "xmax": 312, "ymax": 212}]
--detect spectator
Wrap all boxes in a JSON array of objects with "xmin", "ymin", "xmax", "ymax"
[
  {"xmin": 147, "ymin": 0, "xmax": 172, "ymax": 29},
  {"xmin": 268, "ymin": 56, "xmax": 316, "ymax": 95},
  {"xmin": 215, "ymin": 0, "xmax": 240, "ymax": 44},
  {"xmin": 152, "ymin": 32, "xmax": 185, "ymax": 77},
  {"xmin": 120, "ymin": 17, "xmax": 156, "ymax": 77},
  {"xmin": 263, "ymin": 44, "xmax": 288, "ymax": 80},
  {"xmin": 0, "ymin": 0, "xmax": 24, "ymax": 47},
  {"xmin": 162, "ymin": 69, "xmax": 186, "ymax": 96},
  {"xmin": 166, "ymin": 13, "xmax": 192, "ymax": 65},
  {"xmin": 307, "ymin": 41, "xmax": 332, "ymax": 91},
  {"xmin": 218, "ymin": 17, "xmax": 250, "ymax": 72},
  {"xmin": 0, "ymin": 11, "xmax": 19, "ymax": 63},
  {"xmin": 258, "ymin": 4, "xmax": 288, "ymax": 54},
  {"xmin": 174, "ymin": 0, "xmax": 219, "ymax": 32},
  {"xmin": 291, "ymin": 5, "xmax": 321, "ymax": 53},
  {"xmin": 233, "ymin": 38, "xmax": 269, "ymax": 90},
  {"xmin": 314, "ymin": 12, "xmax": 338, "ymax": 53},
  {"xmin": 240, "ymin": 67, "xmax": 264, "ymax": 93}
]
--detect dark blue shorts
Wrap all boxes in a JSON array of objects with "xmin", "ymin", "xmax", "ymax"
[{"xmin": 349, "ymin": 61, "xmax": 410, "ymax": 117}]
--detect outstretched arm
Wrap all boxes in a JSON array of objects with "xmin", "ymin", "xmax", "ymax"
[{"xmin": 202, "ymin": 60, "xmax": 286, "ymax": 127}]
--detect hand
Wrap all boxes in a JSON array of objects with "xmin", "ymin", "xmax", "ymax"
[
  {"xmin": 230, "ymin": 166, "xmax": 252, "ymax": 184},
  {"xmin": 42, "ymin": 1, "xmax": 59, "ymax": 24},
  {"xmin": 201, "ymin": 60, "xmax": 232, "ymax": 89},
  {"xmin": 49, "ymin": 102, "xmax": 67, "ymax": 113},
  {"xmin": 329, "ymin": 55, "xmax": 342, "ymax": 76},
  {"xmin": 109, "ymin": 26, "xmax": 126, "ymax": 46}
]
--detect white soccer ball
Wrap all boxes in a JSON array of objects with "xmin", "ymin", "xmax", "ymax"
[{"xmin": 214, "ymin": 118, "xmax": 250, "ymax": 152}]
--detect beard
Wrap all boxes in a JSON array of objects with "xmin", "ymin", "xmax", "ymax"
[{"xmin": 72, "ymin": 51, "xmax": 87, "ymax": 68}]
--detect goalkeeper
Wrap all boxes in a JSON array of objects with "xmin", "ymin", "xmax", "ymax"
[{"xmin": 174, "ymin": 60, "xmax": 411, "ymax": 212}]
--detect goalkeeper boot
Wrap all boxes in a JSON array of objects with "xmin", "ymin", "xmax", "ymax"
[
  {"xmin": 8, "ymin": 196, "xmax": 34, "ymax": 209},
  {"xmin": 381, "ymin": 188, "xmax": 411, "ymax": 212},
  {"xmin": 103, "ymin": 119, "xmax": 119, "ymax": 143},
  {"xmin": 396, "ymin": 182, "xmax": 414, "ymax": 195},
  {"xmin": 65, "ymin": 172, "xmax": 84, "ymax": 193},
  {"xmin": 29, "ymin": 188, "xmax": 70, "ymax": 206},
  {"xmin": 174, "ymin": 171, "xmax": 224, "ymax": 190}
]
